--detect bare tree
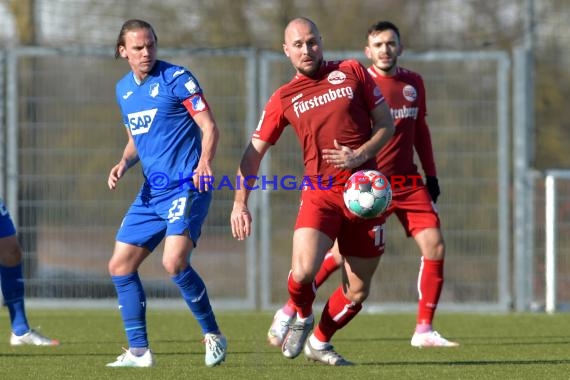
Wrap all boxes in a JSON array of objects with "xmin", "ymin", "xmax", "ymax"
[{"xmin": 7, "ymin": 0, "xmax": 36, "ymax": 44}]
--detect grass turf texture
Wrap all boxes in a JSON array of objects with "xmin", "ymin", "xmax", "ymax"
[{"xmin": 0, "ymin": 310, "xmax": 569, "ymax": 379}]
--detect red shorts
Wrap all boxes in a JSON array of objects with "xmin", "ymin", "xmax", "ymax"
[
  {"xmin": 294, "ymin": 187, "xmax": 386, "ymax": 258},
  {"xmin": 386, "ymin": 185, "xmax": 440, "ymax": 237}
]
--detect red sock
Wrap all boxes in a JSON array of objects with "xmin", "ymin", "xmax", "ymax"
[
  {"xmin": 288, "ymin": 274, "xmax": 316, "ymax": 318},
  {"xmin": 313, "ymin": 286, "xmax": 362, "ymax": 342},
  {"xmin": 416, "ymin": 257, "xmax": 444, "ymax": 326},
  {"xmin": 284, "ymin": 251, "xmax": 341, "ymax": 314},
  {"xmin": 315, "ymin": 251, "xmax": 341, "ymax": 288}
]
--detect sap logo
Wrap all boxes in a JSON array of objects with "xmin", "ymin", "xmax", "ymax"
[{"xmin": 128, "ymin": 108, "xmax": 158, "ymax": 135}]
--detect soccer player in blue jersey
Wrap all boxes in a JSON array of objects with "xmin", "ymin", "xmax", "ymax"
[
  {"xmin": 105, "ymin": 19, "xmax": 226, "ymax": 368},
  {"xmin": 0, "ymin": 199, "xmax": 59, "ymax": 346}
]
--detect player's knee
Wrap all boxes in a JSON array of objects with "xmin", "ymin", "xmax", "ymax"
[
  {"xmin": 290, "ymin": 265, "xmax": 318, "ymax": 284},
  {"xmin": 0, "ymin": 236, "xmax": 23, "ymax": 265},
  {"xmin": 345, "ymin": 287, "xmax": 370, "ymax": 304},
  {"xmin": 423, "ymin": 240, "xmax": 445, "ymax": 260},
  {"xmin": 107, "ymin": 255, "xmax": 130, "ymax": 276},
  {"xmin": 418, "ymin": 229, "xmax": 445, "ymax": 260},
  {"xmin": 0, "ymin": 246, "xmax": 22, "ymax": 267},
  {"xmin": 107, "ymin": 259, "xmax": 120, "ymax": 276},
  {"xmin": 107, "ymin": 255, "xmax": 135, "ymax": 276},
  {"xmin": 434, "ymin": 240, "xmax": 445, "ymax": 258},
  {"xmin": 161, "ymin": 257, "xmax": 185, "ymax": 276},
  {"xmin": 291, "ymin": 272, "xmax": 313, "ymax": 284}
]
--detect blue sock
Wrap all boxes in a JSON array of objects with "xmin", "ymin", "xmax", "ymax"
[
  {"xmin": 0, "ymin": 264, "xmax": 30, "ymax": 335},
  {"xmin": 172, "ymin": 266, "xmax": 219, "ymax": 334},
  {"xmin": 111, "ymin": 272, "xmax": 148, "ymax": 348}
]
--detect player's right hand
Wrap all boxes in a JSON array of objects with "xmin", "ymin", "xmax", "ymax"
[{"xmin": 231, "ymin": 203, "xmax": 252, "ymax": 240}]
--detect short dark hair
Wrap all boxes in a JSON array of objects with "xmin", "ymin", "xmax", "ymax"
[
  {"xmin": 367, "ymin": 21, "xmax": 401, "ymax": 42},
  {"xmin": 115, "ymin": 19, "xmax": 158, "ymax": 59}
]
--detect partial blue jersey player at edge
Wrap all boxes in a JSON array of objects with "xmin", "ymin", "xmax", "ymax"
[{"xmin": 0, "ymin": 198, "xmax": 60, "ymax": 347}]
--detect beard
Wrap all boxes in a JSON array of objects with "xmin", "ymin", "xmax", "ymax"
[
  {"xmin": 297, "ymin": 57, "xmax": 323, "ymax": 77},
  {"xmin": 376, "ymin": 57, "xmax": 398, "ymax": 74}
]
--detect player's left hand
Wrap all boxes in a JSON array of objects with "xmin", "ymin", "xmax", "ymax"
[
  {"xmin": 322, "ymin": 139, "xmax": 361, "ymax": 169},
  {"xmin": 426, "ymin": 176, "xmax": 440, "ymax": 203}
]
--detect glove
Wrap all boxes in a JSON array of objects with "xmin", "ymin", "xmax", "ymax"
[{"xmin": 425, "ymin": 176, "xmax": 440, "ymax": 203}]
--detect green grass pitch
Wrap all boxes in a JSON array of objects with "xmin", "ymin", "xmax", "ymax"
[{"xmin": 0, "ymin": 309, "xmax": 569, "ymax": 379}]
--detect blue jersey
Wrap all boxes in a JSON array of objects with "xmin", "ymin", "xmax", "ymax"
[{"xmin": 116, "ymin": 60, "xmax": 206, "ymax": 194}]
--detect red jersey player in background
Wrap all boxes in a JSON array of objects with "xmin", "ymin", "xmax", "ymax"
[
  {"xmin": 268, "ymin": 20, "xmax": 458, "ymax": 348},
  {"xmin": 231, "ymin": 17, "xmax": 394, "ymax": 366}
]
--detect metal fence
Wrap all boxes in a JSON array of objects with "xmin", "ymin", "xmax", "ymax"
[{"xmin": 1, "ymin": 47, "xmax": 511, "ymax": 311}]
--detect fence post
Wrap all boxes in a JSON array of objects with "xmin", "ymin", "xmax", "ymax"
[{"xmin": 544, "ymin": 173, "xmax": 557, "ymax": 313}]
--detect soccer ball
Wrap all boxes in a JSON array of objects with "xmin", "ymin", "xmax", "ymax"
[{"xmin": 343, "ymin": 169, "xmax": 392, "ymax": 219}]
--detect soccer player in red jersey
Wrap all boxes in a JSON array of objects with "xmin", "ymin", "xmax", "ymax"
[
  {"xmin": 231, "ymin": 17, "xmax": 394, "ymax": 365},
  {"xmin": 268, "ymin": 20, "xmax": 458, "ymax": 348}
]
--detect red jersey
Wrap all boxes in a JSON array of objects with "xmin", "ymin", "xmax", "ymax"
[
  {"xmin": 254, "ymin": 59, "xmax": 385, "ymax": 187},
  {"xmin": 367, "ymin": 65, "xmax": 437, "ymax": 184}
]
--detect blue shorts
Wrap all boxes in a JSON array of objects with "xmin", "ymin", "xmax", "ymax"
[
  {"xmin": 0, "ymin": 199, "xmax": 16, "ymax": 238},
  {"xmin": 116, "ymin": 187, "xmax": 212, "ymax": 252}
]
